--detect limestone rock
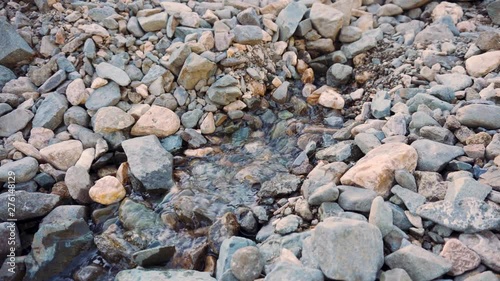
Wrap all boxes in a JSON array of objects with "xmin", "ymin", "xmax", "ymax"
[
  {"xmin": 89, "ymin": 176, "xmax": 126, "ymax": 205},
  {"xmin": 40, "ymin": 140, "xmax": 83, "ymax": 171},
  {"xmin": 131, "ymin": 105, "xmax": 180, "ymax": 138}
]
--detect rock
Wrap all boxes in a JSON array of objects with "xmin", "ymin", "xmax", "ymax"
[
  {"xmin": 264, "ymin": 260, "xmax": 324, "ymax": 281},
  {"xmin": 275, "ymin": 2, "xmax": 308, "ymax": 41},
  {"xmin": 371, "ymin": 91, "xmax": 392, "ymax": 119},
  {"xmin": 416, "ymin": 198, "xmax": 500, "ymax": 233},
  {"xmin": 439, "ymin": 238, "xmax": 481, "ymax": 276},
  {"xmin": 23, "ymin": 206, "xmax": 93, "ymax": 281},
  {"xmin": 66, "ymin": 78, "xmax": 88, "ymax": 106},
  {"xmin": 177, "ymin": 53, "xmax": 216, "ymax": 90},
  {"xmin": 0, "ymin": 109, "xmax": 34, "ymax": 137},
  {"xmin": 463, "ymin": 271, "xmax": 498, "ymax": 281},
  {"xmin": 407, "ymin": 93, "xmax": 453, "ymax": 113},
  {"xmin": 326, "ymin": 63, "xmax": 352, "ymax": 87},
  {"xmin": 456, "ymin": 104, "xmax": 500, "ymax": 130},
  {"xmin": 411, "ymin": 139, "xmax": 464, "ymax": 172},
  {"xmin": 85, "ymin": 82, "xmax": 121, "ymax": 110},
  {"xmin": 237, "ymin": 8, "xmax": 260, "ymax": 26},
  {"xmin": 258, "ymin": 173, "xmax": 301, "ymax": 198},
  {"xmin": 96, "ymin": 62, "xmax": 131, "ymax": 86},
  {"xmin": 379, "ymin": 268, "xmax": 412, "ymax": 281},
  {"xmin": 385, "ymin": 244, "xmax": 452, "ymax": 281},
  {"xmin": 207, "ymin": 75, "xmax": 242, "ymax": 105},
  {"xmin": 32, "ymin": 93, "xmax": 68, "ymax": 130},
  {"xmin": 93, "ymin": 106, "xmax": 135, "ymax": 133},
  {"xmin": 131, "ymin": 105, "xmax": 180, "ymax": 137},
  {"xmin": 0, "ymin": 157, "xmax": 38, "ymax": 183},
  {"xmin": 89, "ymin": 176, "xmax": 126, "ymax": 205},
  {"xmin": 378, "ymin": 4, "xmax": 403, "ymax": 16},
  {"xmin": 338, "ymin": 185, "xmax": 377, "ymax": 212},
  {"xmin": 230, "ymin": 246, "xmax": 263, "ymax": 281},
  {"xmin": 232, "ymin": 25, "xmax": 262, "ymax": 45},
  {"xmin": 310, "ymin": 3, "xmax": 344, "ymax": 40},
  {"xmin": 0, "ymin": 191, "xmax": 60, "ymax": 221},
  {"xmin": 311, "ymin": 217, "xmax": 383, "ymax": 281},
  {"xmin": 341, "ymin": 143, "xmax": 418, "ymax": 197},
  {"xmin": 369, "ymin": 196, "xmax": 393, "ymax": 237},
  {"xmin": 38, "ymin": 69, "xmax": 66, "ymax": 94},
  {"xmin": 465, "ymin": 51, "xmax": 500, "ymax": 78},
  {"xmin": 132, "ymin": 245, "xmax": 176, "ymax": 267},
  {"xmin": 0, "ymin": 65, "xmax": 16, "ymax": 91},
  {"xmin": 339, "ymin": 26, "xmax": 362, "ymax": 43},
  {"xmin": 391, "ymin": 185, "xmax": 426, "ymax": 213},
  {"xmin": 487, "ymin": 1, "xmax": 500, "ymax": 24},
  {"xmin": 272, "ymin": 81, "xmax": 289, "ymax": 103},
  {"xmin": 65, "ymin": 165, "xmax": 92, "ymax": 203},
  {"xmin": 181, "ymin": 109, "xmax": 203, "ymax": 128},
  {"xmin": 414, "ymin": 24, "xmax": 454, "ymax": 46},
  {"xmin": 217, "ymin": 236, "xmax": 256, "ymax": 279},
  {"xmin": 64, "ymin": 105, "xmax": 90, "ymax": 127},
  {"xmin": 315, "ymin": 86, "xmax": 344, "ymax": 109},
  {"xmin": 392, "ymin": 0, "xmax": 431, "ymax": 10},
  {"xmin": 341, "ymin": 35, "xmax": 378, "ymax": 58},
  {"xmin": 200, "ymin": 113, "xmax": 216, "ymax": 134},
  {"xmin": 138, "ymin": 12, "xmax": 168, "ymax": 32},
  {"xmin": 2, "ymin": 76, "xmax": 37, "ymax": 95},
  {"xmin": 121, "ymin": 135, "xmax": 174, "ymax": 191},
  {"xmin": 445, "ymin": 177, "xmax": 492, "ymax": 202},
  {"xmin": 115, "ymin": 269, "xmax": 216, "ymax": 281},
  {"xmin": 275, "ymin": 215, "xmax": 302, "ymax": 235},
  {"xmin": 161, "ymin": 2, "xmax": 192, "ymax": 15},
  {"xmin": 0, "ymin": 19, "xmax": 34, "ymax": 67},
  {"xmin": 435, "ymin": 73, "xmax": 472, "ymax": 91},
  {"xmin": 459, "ymin": 231, "xmax": 500, "ymax": 272},
  {"xmin": 40, "ymin": 140, "xmax": 83, "ymax": 171},
  {"xmin": 354, "ymin": 133, "xmax": 381, "ymax": 154},
  {"xmin": 208, "ymin": 212, "xmax": 239, "ymax": 255}
]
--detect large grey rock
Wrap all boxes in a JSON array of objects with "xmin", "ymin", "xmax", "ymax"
[
  {"xmin": 0, "ymin": 191, "xmax": 61, "ymax": 221},
  {"xmin": 24, "ymin": 206, "xmax": 94, "ymax": 281},
  {"xmin": 40, "ymin": 140, "xmax": 83, "ymax": 171},
  {"xmin": 393, "ymin": 0, "xmax": 431, "ymax": 10},
  {"xmin": 85, "ymin": 82, "xmax": 121, "ymax": 110},
  {"xmin": 216, "ymin": 236, "xmax": 255, "ymax": 279},
  {"xmin": 326, "ymin": 63, "xmax": 352, "ymax": 87},
  {"xmin": 115, "ymin": 269, "xmax": 216, "ymax": 281},
  {"xmin": 38, "ymin": 69, "xmax": 67, "ymax": 93},
  {"xmin": 0, "ymin": 157, "xmax": 38, "ymax": 183},
  {"xmin": 416, "ymin": 198, "xmax": 500, "ymax": 233},
  {"xmin": 341, "ymin": 35, "xmax": 378, "ymax": 58},
  {"xmin": 414, "ymin": 24, "xmax": 454, "ymax": 46},
  {"xmin": 310, "ymin": 3, "xmax": 344, "ymax": 40},
  {"xmin": 138, "ymin": 12, "xmax": 168, "ymax": 32},
  {"xmin": 65, "ymin": 165, "xmax": 92, "ymax": 203},
  {"xmin": 177, "ymin": 53, "xmax": 216, "ymax": 90},
  {"xmin": 407, "ymin": 93, "xmax": 453, "ymax": 113},
  {"xmin": 0, "ymin": 108, "xmax": 34, "ymax": 137},
  {"xmin": 435, "ymin": 73, "xmax": 472, "ymax": 91},
  {"xmin": 275, "ymin": 2, "xmax": 308, "ymax": 41},
  {"xmin": 371, "ymin": 91, "xmax": 391, "ymax": 119},
  {"xmin": 338, "ymin": 185, "xmax": 377, "ymax": 213},
  {"xmin": 391, "ymin": 185, "xmax": 427, "ymax": 214},
  {"xmin": 411, "ymin": 139, "xmax": 464, "ymax": 172},
  {"xmin": 0, "ymin": 19, "xmax": 34, "ymax": 67},
  {"xmin": 445, "ymin": 177, "xmax": 492, "ymax": 202},
  {"xmin": 121, "ymin": 135, "xmax": 174, "ymax": 191},
  {"xmin": 311, "ymin": 217, "xmax": 383, "ymax": 281},
  {"xmin": 232, "ymin": 25, "xmax": 262, "ymax": 45},
  {"xmin": 264, "ymin": 262, "xmax": 324, "ymax": 281},
  {"xmin": 456, "ymin": 104, "xmax": 500, "ymax": 130},
  {"xmin": 257, "ymin": 173, "xmax": 301, "ymax": 198},
  {"xmin": 207, "ymin": 75, "xmax": 242, "ymax": 105},
  {"xmin": 379, "ymin": 268, "xmax": 412, "ymax": 281},
  {"xmin": 230, "ymin": 246, "xmax": 263, "ymax": 281},
  {"xmin": 487, "ymin": 1, "xmax": 500, "ymax": 24},
  {"xmin": 385, "ymin": 244, "xmax": 452, "ymax": 281},
  {"xmin": 95, "ymin": 62, "xmax": 131, "ymax": 86},
  {"xmin": 369, "ymin": 196, "xmax": 393, "ymax": 237},
  {"xmin": 0, "ymin": 65, "xmax": 16, "ymax": 91},
  {"xmin": 32, "ymin": 93, "xmax": 68, "ymax": 130},
  {"xmin": 132, "ymin": 245, "xmax": 176, "ymax": 267}
]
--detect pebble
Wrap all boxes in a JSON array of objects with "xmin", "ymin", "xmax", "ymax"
[
  {"xmin": 230, "ymin": 246, "xmax": 263, "ymax": 281},
  {"xmin": 96, "ymin": 62, "xmax": 131, "ymax": 86},
  {"xmin": 131, "ymin": 105, "xmax": 180, "ymax": 137},
  {"xmin": 40, "ymin": 140, "xmax": 83, "ymax": 171},
  {"xmin": 89, "ymin": 176, "xmax": 126, "ymax": 205}
]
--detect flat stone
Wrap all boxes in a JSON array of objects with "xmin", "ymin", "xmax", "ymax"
[
  {"xmin": 65, "ymin": 165, "xmax": 92, "ymax": 203},
  {"xmin": 310, "ymin": 3, "xmax": 344, "ymax": 40},
  {"xmin": 85, "ymin": 82, "xmax": 121, "ymax": 110},
  {"xmin": 411, "ymin": 139, "xmax": 464, "ymax": 172},
  {"xmin": 115, "ymin": 269, "xmax": 215, "ymax": 281},
  {"xmin": 416, "ymin": 198, "xmax": 500, "ymax": 233},
  {"xmin": 131, "ymin": 105, "xmax": 180, "ymax": 138},
  {"xmin": 138, "ymin": 12, "xmax": 168, "ymax": 32},
  {"xmin": 311, "ymin": 217, "xmax": 383, "ymax": 281},
  {"xmin": 132, "ymin": 245, "xmax": 176, "ymax": 267},
  {"xmin": 0, "ymin": 191, "xmax": 61, "ymax": 221},
  {"xmin": 440, "ymin": 238, "xmax": 481, "ymax": 276},
  {"xmin": 38, "ymin": 69, "xmax": 67, "ymax": 94},
  {"xmin": 456, "ymin": 104, "xmax": 500, "ymax": 130},
  {"xmin": 232, "ymin": 25, "xmax": 262, "ymax": 45},
  {"xmin": 407, "ymin": 93, "xmax": 453, "ymax": 113},
  {"xmin": 89, "ymin": 176, "xmax": 126, "ymax": 205},
  {"xmin": 40, "ymin": 140, "xmax": 83, "ymax": 171},
  {"xmin": 341, "ymin": 35, "xmax": 378, "ymax": 59},
  {"xmin": 341, "ymin": 143, "xmax": 418, "ymax": 197},
  {"xmin": 160, "ymin": 2, "xmax": 192, "ymax": 15},
  {"xmin": 379, "ymin": 268, "xmax": 412, "ymax": 281},
  {"xmin": 393, "ymin": 0, "xmax": 431, "ymax": 10},
  {"xmin": 258, "ymin": 173, "xmax": 301, "ymax": 198},
  {"xmin": 385, "ymin": 244, "xmax": 452, "ymax": 281},
  {"xmin": 177, "ymin": 53, "xmax": 216, "ymax": 90},
  {"xmin": 207, "ymin": 75, "xmax": 242, "ymax": 105},
  {"xmin": 369, "ymin": 196, "xmax": 394, "ymax": 237},
  {"xmin": 0, "ymin": 157, "xmax": 38, "ymax": 183},
  {"xmin": 32, "ymin": 93, "xmax": 68, "ymax": 130},
  {"xmin": 0, "ymin": 19, "xmax": 34, "ymax": 67},
  {"xmin": 96, "ymin": 62, "xmax": 131, "ymax": 86},
  {"xmin": 275, "ymin": 2, "xmax": 308, "ymax": 41},
  {"xmin": 122, "ymin": 135, "xmax": 174, "ymax": 191},
  {"xmin": 445, "ymin": 177, "xmax": 492, "ymax": 202},
  {"xmin": 0, "ymin": 108, "xmax": 34, "ymax": 137},
  {"xmin": 435, "ymin": 73, "xmax": 472, "ymax": 91},
  {"xmin": 459, "ymin": 231, "xmax": 500, "ymax": 272},
  {"xmin": 338, "ymin": 185, "xmax": 377, "ymax": 213},
  {"xmin": 391, "ymin": 185, "xmax": 426, "ymax": 214}
]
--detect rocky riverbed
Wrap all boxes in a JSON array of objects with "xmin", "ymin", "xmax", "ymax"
[{"xmin": 0, "ymin": 0, "xmax": 500, "ymax": 280}]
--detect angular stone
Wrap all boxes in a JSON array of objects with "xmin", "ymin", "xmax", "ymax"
[
  {"xmin": 341, "ymin": 35, "xmax": 378, "ymax": 59},
  {"xmin": 445, "ymin": 177, "xmax": 492, "ymax": 202},
  {"xmin": 138, "ymin": 12, "xmax": 168, "ymax": 32},
  {"xmin": 411, "ymin": 139, "xmax": 464, "ymax": 172},
  {"xmin": 0, "ymin": 191, "xmax": 61, "ymax": 221},
  {"xmin": 440, "ymin": 238, "xmax": 481, "ymax": 276},
  {"xmin": 122, "ymin": 135, "xmax": 174, "ymax": 191},
  {"xmin": 217, "ymin": 236, "xmax": 255, "ymax": 279},
  {"xmin": 0, "ymin": 65, "xmax": 16, "ymax": 91},
  {"xmin": 38, "ymin": 69, "xmax": 67, "ymax": 94},
  {"xmin": 115, "ymin": 269, "xmax": 216, "ymax": 281},
  {"xmin": 379, "ymin": 268, "xmax": 412, "ymax": 281},
  {"xmin": 96, "ymin": 62, "xmax": 131, "ymax": 86},
  {"xmin": 177, "ymin": 53, "xmax": 216, "ymax": 90},
  {"xmin": 66, "ymin": 78, "xmax": 88, "ymax": 106},
  {"xmin": 391, "ymin": 185, "xmax": 426, "ymax": 214},
  {"xmin": 132, "ymin": 245, "xmax": 176, "ymax": 267},
  {"xmin": 416, "ymin": 198, "xmax": 500, "ymax": 233},
  {"xmin": 131, "ymin": 105, "xmax": 180, "ymax": 137},
  {"xmin": 232, "ymin": 25, "xmax": 262, "ymax": 45},
  {"xmin": 459, "ymin": 231, "xmax": 500, "ymax": 272},
  {"xmin": 435, "ymin": 73, "xmax": 472, "ymax": 91},
  {"xmin": 369, "ymin": 196, "xmax": 393, "ymax": 237},
  {"xmin": 310, "ymin": 3, "xmax": 344, "ymax": 40},
  {"xmin": 32, "ymin": 93, "xmax": 68, "ymax": 130},
  {"xmin": 207, "ymin": 75, "xmax": 242, "ymax": 105},
  {"xmin": 258, "ymin": 173, "xmax": 300, "ymax": 198},
  {"xmin": 85, "ymin": 82, "xmax": 121, "ymax": 110},
  {"xmin": 385, "ymin": 244, "xmax": 452, "ymax": 281},
  {"xmin": 65, "ymin": 165, "xmax": 92, "ymax": 203},
  {"xmin": 338, "ymin": 185, "xmax": 377, "ymax": 213},
  {"xmin": 457, "ymin": 104, "xmax": 500, "ymax": 130},
  {"xmin": 0, "ymin": 109, "xmax": 34, "ymax": 137},
  {"xmin": 275, "ymin": 2, "xmax": 308, "ymax": 41},
  {"xmin": 407, "ymin": 93, "xmax": 453, "ymax": 113},
  {"xmin": 40, "ymin": 140, "xmax": 83, "ymax": 171},
  {"xmin": 0, "ymin": 157, "xmax": 38, "ymax": 183},
  {"xmin": 311, "ymin": 217, "xmax": 383, "ymax": 281},
  {"xmin": 341, "ymin": 143, "xmax": 418, "ymax": 197},
  {"xmin": 487, "ymin": 1, "xmax": 500, "ymax": 24},
  {"xmin": 0, "ymin": 19, "xmax": 34, "ymax": 67}
]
